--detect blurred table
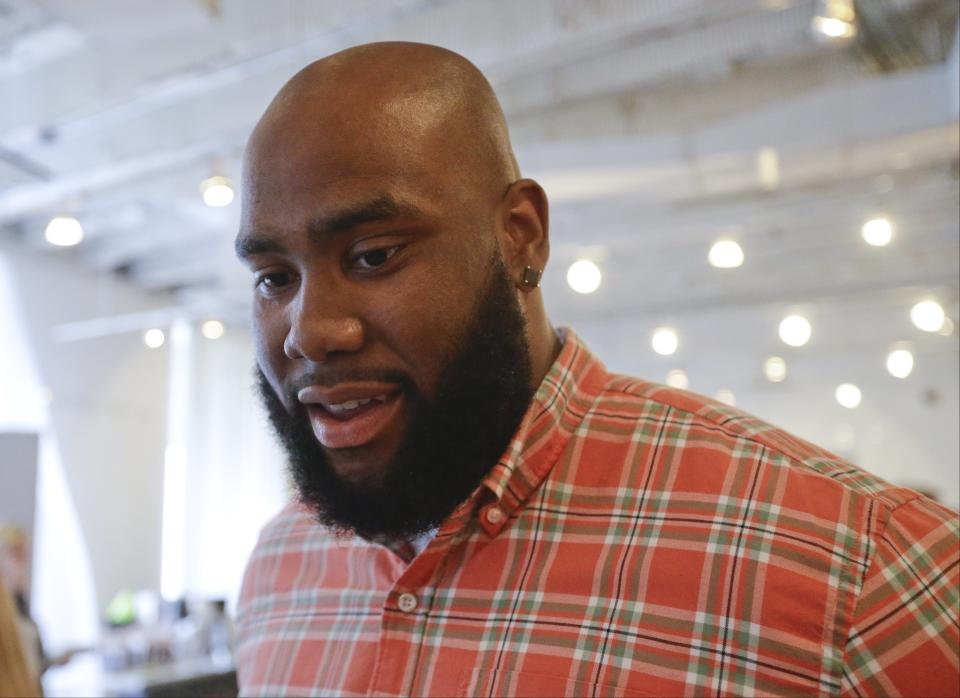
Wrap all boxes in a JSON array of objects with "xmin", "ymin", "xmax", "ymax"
[{"xmin": 44, "ymin": 653, "xmax": 237, "ymax": 697}]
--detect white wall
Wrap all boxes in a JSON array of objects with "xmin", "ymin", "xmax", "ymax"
[
  {"xmin": 175, "ymin": 324, "xmax": 289, "ymax": 609},
  {"xmin": 4, "ymin": 242, "xmax": 170, "ymax": 616}
]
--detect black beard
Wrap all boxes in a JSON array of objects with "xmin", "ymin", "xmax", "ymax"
[{"xmin": 256, "ymin": 256, "xmax": 534, "ymax": 540}]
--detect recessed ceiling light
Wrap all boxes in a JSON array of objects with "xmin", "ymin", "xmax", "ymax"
[
  {"xmin": 708, "ymin": 239, "xmax": 744, "ymax": 269},
  {"xmin": 885, "ymin": 349, "xmax": 913, "ymax": 379},
  {"xmin": 910, "ymin": 300, "xmax": 945, "ymax": 333},
  {"xmin": 144, "ymin": 328, "xmax": 165, "ymax": 349},
  {"xmin": 763, "ymin": 356, "xmax": 787, "ymax": 383},
  {"xmin": 651, "ymin": 327, "xmax": 679, "ymax": 356},
  {"xmin": 835, "ymin": 383, "xmax": 862, "ymax": 409},
  {"xmin": 200, "ymin": 175, "xmax": 235, "ymax": 207},
  {"xmin": 44, "ymin": 215, "xmax": 84, "ymax": 246},
  {"xmin": 665, "ymin": 369, "xmax": 689, "ymax": 390},
  {"xmin": 778, "ymin": 315, "xmax": 811, "ymax": 347},
  {"xmin": 861, "ymin": 217, "xmax": 893, "ymax": 247},
  {"xmin": 566, "ymin": 259, "xmax": 602, "ymax": 294},
  {"xmin": 938, "ymin": 317, "xmax": 955, "ymax": 337}
]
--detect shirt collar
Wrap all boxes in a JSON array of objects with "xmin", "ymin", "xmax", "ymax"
[{"xmin": 472, "ymin": 327, "xmax": 608, "ymax": 537}]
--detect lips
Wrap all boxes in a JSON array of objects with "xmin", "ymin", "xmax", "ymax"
[{"xmin": 298, "ymin": 383, "xmax": 404, "ymax": 449}]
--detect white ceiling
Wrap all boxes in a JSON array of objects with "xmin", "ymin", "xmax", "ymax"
[{"xmin": 1, "ymin": 0, "xmax": 957, "ymax": 358}]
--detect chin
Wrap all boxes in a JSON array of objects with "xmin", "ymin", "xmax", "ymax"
[{"xmin": 325, "ymin": 448, "xmax": 393, "ymax": 488}]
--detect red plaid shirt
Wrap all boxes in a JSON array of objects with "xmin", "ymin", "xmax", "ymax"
[{"xmin": 236, "ymin": 330, "xmax": 960, "ymax": 697}]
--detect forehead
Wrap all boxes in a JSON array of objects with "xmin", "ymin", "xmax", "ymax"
[{"xmin": 241, "ymin": 105, "xmax": 466, "ymax": 233}]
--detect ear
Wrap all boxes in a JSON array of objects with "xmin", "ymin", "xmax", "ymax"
[{"xmin": 496, "ymin": 178, "xmax": 549, "ymax": 284}]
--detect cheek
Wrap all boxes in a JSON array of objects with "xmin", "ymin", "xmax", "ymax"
[
  {"xmin": 366, "ymin": 264, "xmax": 477, "ymax": 392},
  {"xmin": 252, "ymin": 307, "xmax": 289, "ymax": 387}
]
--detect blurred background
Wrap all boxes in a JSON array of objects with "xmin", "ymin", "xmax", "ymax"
[{"xmin": 0, "ymin": 0, "xmax": 957, "ymax": 695}]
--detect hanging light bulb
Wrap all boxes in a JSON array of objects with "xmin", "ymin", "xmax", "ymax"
[
  {"xmin": 200, "ymin": 175, "xmax": 235, "ymax": 207},
  {"xmin": 665, "ymin": 369, "xmax": 689, "ymax": 390},
  {"xmin": 835, "ymin": 383, "xmax": 862, "ymax": 409},
  {"xmin": 201, "ymin": 320, "xmax": 225, "ymax": 340},
  {"xmin": 651, "ymin": 327, "xmax": 679, "ymax": 356},
  {"xmin": 885, "ymin": 349, "xmax": 914, "ymax": 379},
  {"xmin": 910, "ymin": 300, "xmax": 945, "ymax": 333},
  {"xmin": 566, "ymin": 259, "xmax": 602, "ymax": 294},
  {"xmin": 144, "ymin": 328, "xmax": 165, "ymax": 348},
  {"xmin": 45, "ymin": 215, "xmax": 84, "ymax": 246},
  {"xmin": 812, "ymin": 0, "xmax": 857, "ymax": 39},
  {"xmin": 779, "ymin": 315, "xmax": 812, "ymax": 347},
  {"xmin": 708, "ymin": 239, "xmax": 744, "ymax": 269},
  {"xmin": 861, "ymin": 217, "xmax": 893, "ymax": 247},
  {"xmin": 763, "ymin": 356, "xmax": 787, "ymax": 383},
  {"xmin": 715, "ymin": 389, "xmax": 736, "ymax": 406}
]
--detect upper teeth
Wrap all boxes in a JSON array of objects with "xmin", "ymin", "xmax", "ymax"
[{"xmin": 325, "ymin": 395, "xmax": 388, "ymax": 413}]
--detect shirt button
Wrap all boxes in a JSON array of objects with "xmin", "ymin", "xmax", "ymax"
[
  {"xmin": 485, "ymin": 507, "xmax": 505, "ymax": 525},
  {"xmin": 397, "ymin": 592, "xmax": 418, "ymax": 613}
]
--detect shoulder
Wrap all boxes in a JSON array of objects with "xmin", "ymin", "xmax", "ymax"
[
  {"xmin": 568, "ymin": 371, "xmax": 956, "ymax": 582},
  {"xmin": 595, "ymin": 372, "xmax": 917, "ymax": 510}
]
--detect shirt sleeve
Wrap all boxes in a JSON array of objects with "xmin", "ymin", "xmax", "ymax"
[{"xmin": 840, "ymin": 496, "xmax": 960, "ymax": 697}]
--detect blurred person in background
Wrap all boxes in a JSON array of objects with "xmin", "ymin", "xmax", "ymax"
[
  {"xmin": 0, "ymin": 577, "xmax": 41, "ymax": 697},
  {"xmin": 234, "ymin": 42, "xmax": 960, "ymax": 697},
  {"xmin": 0, "ymin": 529, "xmax": 41, "ymax": 697},
  {"xmin": 0, "ymin": 525, "xmax": 81, "ymax": 692}
]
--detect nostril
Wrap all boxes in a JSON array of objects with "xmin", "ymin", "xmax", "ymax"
[{"xmin": 283, "ymin": 316, "xmax": 363, "ymax": 362}]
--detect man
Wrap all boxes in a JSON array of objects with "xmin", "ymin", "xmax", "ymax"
[{"xmin": 235, "ymin": 42, "xmax": 959, "ymax": 697}]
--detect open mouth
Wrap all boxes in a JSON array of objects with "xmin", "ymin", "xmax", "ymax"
[
  {"xmin": 304, "ymin": 390, "xmax": 403, "ymax": 449},
  {"xmin": 319, "ymin": 393, "xmax": 392, "ymax": 420}
]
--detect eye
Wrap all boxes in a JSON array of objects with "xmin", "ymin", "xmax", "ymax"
[
  {"xmin": 254, "ymin": 270, "xmax": 295, "ymax": 296},
  {"xmin": 352, "ymin": 245, "xmax": 402, "ymax": 271}
]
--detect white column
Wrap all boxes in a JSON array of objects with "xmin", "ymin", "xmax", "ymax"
[{"xmin": 160, "ymin": 318, "xmax": 192, "ymax": 601}]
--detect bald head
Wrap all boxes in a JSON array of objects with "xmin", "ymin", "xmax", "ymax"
[{"xmin": 247, "ymin": 42, "xmax": 518, "ymax": 203}]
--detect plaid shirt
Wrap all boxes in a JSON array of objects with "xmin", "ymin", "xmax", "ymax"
[{"xmin": 236, "ymin": 330, "xmax": 960, "ymax": 697}]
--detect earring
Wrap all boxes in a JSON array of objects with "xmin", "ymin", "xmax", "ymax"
[{"xmin": 519, "ymin": 265, "xmax": 542, "ymax": 290}]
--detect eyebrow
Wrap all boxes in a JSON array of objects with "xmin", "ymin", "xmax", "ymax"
[{"xmin": 235, "ymin": 194, "xmax": 423, "ymax": 259}]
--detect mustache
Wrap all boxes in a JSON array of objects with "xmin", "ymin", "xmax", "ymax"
[{"xmin": 257, "ymin": 365, "xmax": 418, "ymax": 402}]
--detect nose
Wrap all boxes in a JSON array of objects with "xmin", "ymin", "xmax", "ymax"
[{"xmin": 283, "ymin": 286, "xmax": 364, "ymax": 361}]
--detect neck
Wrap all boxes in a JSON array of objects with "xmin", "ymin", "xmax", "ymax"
[{"xmin": 525, "ymin": 295, "xmax": 562, "ymax": 393}]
